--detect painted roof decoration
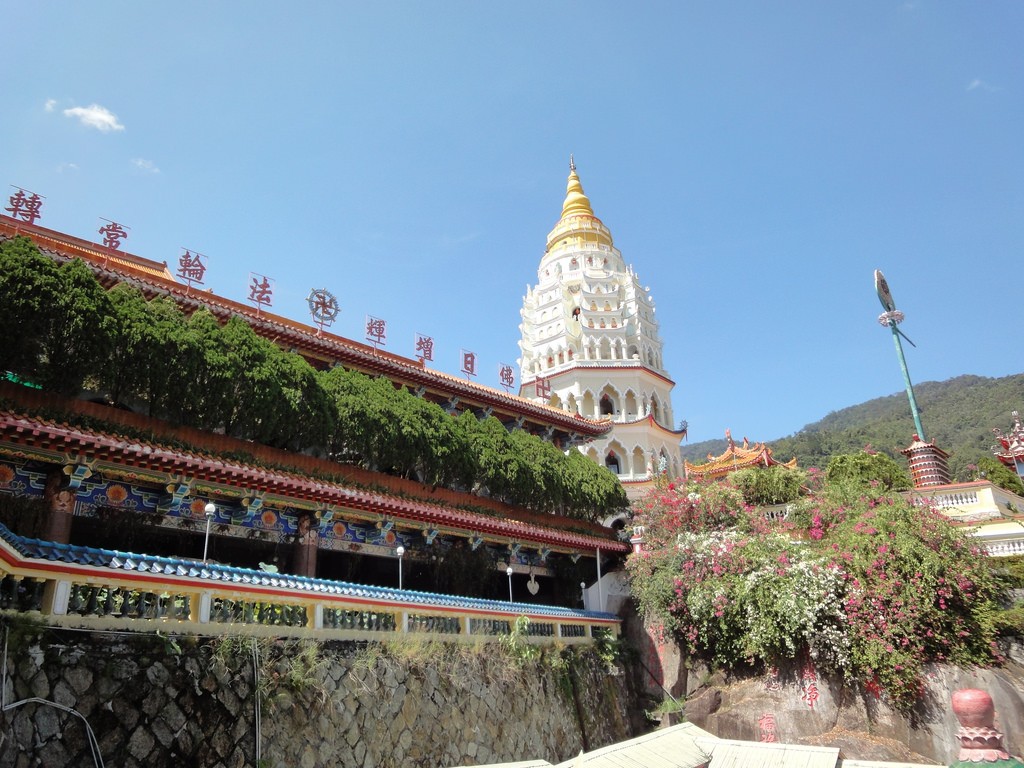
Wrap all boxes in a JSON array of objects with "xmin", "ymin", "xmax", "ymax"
[
  {"xmin": 993, "ymin": 411, "xmax": 1024, "ymax": 467},
  {"xmin": 0, "ymin": 404, "xmax": 628, "ymax": 554},
  {"xmin": 685, "ymin": 430, "xmax": 798, "ymax": 480}
]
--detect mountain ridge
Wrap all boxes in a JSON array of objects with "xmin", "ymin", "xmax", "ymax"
[{"xmin": 680, "ymin": 373, "xmax": 1024, "ymax": 480}]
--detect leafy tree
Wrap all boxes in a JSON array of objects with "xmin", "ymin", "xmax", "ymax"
[
  {"xmin": 0, "ymin": 237, "xmax": 60, "ymax": 382},
  {"xmin": 974, "ymin": 456, "xmax": 1024, "ymax": 496},
  {"xmin": 627, "ymin": 479, "xmax": 1002, "ymax": 711},
  {"xmin": 729, "ymin": 465, "xmax": 807, "ymax": 506},
  {"xmin": 34, "ymin": 258, "xmax": 112, "ymax": 395},
  {"xmin": 102, "ymin": 284, "xmax": 157, "ymax": 405},
  {"xmin": 825, "ymin": 450, "xmax": 911, "ymax": 492},
  {"xmin": 142, "ymin": 297, "xmax": 194, "ymax": 421}
]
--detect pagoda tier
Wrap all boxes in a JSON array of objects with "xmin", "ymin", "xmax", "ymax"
[
  {"xmin": 901, "ymin": 434, "xmax": 953, "ymax": 489},
  {"xmin": 685, "ymin": 433, "xmax": 798, "ymax": 481},
  {"xmin": 0, "ymin": 215, "xmax": 610, "ymax": 447},
  {"xmin": 517, "ymin": 160, "xmax": 684, "ymax": 496}
]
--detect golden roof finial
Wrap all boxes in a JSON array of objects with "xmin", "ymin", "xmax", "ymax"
[{"xmin": 561, "ymin": 157, "xmax": 594, "ymax": 218}]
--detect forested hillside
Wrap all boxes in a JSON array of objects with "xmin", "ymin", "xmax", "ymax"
[{"xmin": 681, "ymin": 374, "xmax": 1024, "ymax": 479}]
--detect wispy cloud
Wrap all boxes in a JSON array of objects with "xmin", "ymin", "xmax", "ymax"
[
  {"xmin": 967, "ymin": 79, "xmax": 998, "ymax": 92},
  {"xmin": 132, "ymin": 158, "xmax": 160, "ymax": 174},
  {"xmin": 63, "ymin": 103, "xmax": 125, "ymax": 132},
  {"xmin": 440, "ymin": 231, "xmax": 481, "ymax": 248},
  {"xmin": 56, "ymin": 163, "xmax": 79, "ymax": 173},
  {"xmin": 44, "ymin": 99, "xmax": 57, "ymax": 112}
]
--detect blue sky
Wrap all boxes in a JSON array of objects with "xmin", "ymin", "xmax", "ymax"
[{"xmin": 3, "ymin": 2, "xmax": 1022, "ymax": 444}]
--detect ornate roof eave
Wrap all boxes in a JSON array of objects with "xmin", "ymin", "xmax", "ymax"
[
  {"xmin": 685, "ymin": 443, "xmax": 798, "ymax": 479},
  {"xmin": 522, "ymin": 362, "xmax": 677, "ymax": 389},
  {"xmin": 0, "ymin": 218, "xmax": 610, "ymax": 439},
  {"xmin": 0, "ymin": 411, "xmax": 628, "ymax": 554},
  {"xmin": 613, "ymin": 414, "xmax": 687, "ymax": 438}
]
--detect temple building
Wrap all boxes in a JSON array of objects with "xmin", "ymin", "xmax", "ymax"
[
  {"xmin": 0, "ymin": 208, "xmax": 630, "ymax": 617},
  {"xmin": 518, "ymin": 160, "xmax": 685, "ymax": 497},
  {"xmin": 685, "ymin": 431, "xmax": 798, "ymax": 481}
]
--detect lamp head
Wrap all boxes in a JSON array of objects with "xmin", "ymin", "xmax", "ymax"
[
  {"xmin": 396, "ymin": 545, "xmax": 405, "ymax": 557},
  {"xmin": 506, "ymin": 566, "xmax": 514, "ymax": 576},
  {"xmin": 204, "ymin": 502, "xmax": 216, "ymax": 517}
]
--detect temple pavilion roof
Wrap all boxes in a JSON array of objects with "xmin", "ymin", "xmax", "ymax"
[{"xmin": 685, "ymin": 431, "xmax": 798, "ymax": 480}]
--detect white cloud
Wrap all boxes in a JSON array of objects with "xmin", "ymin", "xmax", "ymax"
[
  {"xmin": 967, "ymin": 79, "xmax": 998, "ymax": 92},
  {"xmin": 44, "ymin": 99, "xmax": 57, "ymax": 112},
  {"xmin": 63, "ymin": 103, "xmax": 125, "ymax": 132},
  {"xmin": 56, "ymin": 163, "xmax": 79, "ymax": 173},
  {"xmin": 132, "ymin": 158, "xmax": 160, "ymax": 174}
]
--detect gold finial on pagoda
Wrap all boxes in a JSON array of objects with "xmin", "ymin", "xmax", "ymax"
[{"xmin": 561, "ymin": 158, "xmax": 594, "ymax": 218}]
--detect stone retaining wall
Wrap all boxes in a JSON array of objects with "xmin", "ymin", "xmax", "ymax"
[{"xmin": 0, "ymin": 624, "xmax": 641, "ymax": 767}]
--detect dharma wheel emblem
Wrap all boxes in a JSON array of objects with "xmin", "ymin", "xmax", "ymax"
[{"xmin": 307, "ymin": 288, "xmax": 340, "ymax": 333}]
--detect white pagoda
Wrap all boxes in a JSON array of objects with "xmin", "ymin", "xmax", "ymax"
[{"xmin": 517, "ymin": 159, "xmax": 685, "ymax": 498}]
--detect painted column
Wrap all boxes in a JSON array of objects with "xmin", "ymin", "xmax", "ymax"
[{"xmin": 42, "ymin": 467, "xmax": 75, "ymax": 544}]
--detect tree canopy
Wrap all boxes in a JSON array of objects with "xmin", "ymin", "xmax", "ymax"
[
  {"xmin": 0, "ymin": 237, "xmax": 626, "ymax": 521},
  {"xmin": 628, "ymin": 472, "xmax": 1002, "ymax": 711}
]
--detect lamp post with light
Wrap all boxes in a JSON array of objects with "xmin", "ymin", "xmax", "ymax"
[
  {"xmin": 506, "ymin": 565, "xmax": 514, "ymax": 603},
  {"xmin": 202, "ymin": 502, "xmax": 216, "ymax": 563},
  {"xmin": 396, "ymin": 545, "xmax": 405, "ymax": 590}
]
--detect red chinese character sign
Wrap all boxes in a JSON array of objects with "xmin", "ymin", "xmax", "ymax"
[
  {"xmin": 415, "ymin": 333, "xmax": 434, "ymax": 364},
  {"xmin": 498, "ymin": 364, "xmax": 514, "ymax": 393},
  {"xmin": 176, "ymin": 249, "xmax": 208, "ymax": 294},
  {"xmin": 98, "ymin": 219, "xmax": 129, "ymax": 250},
  {"xmin": 461, "ymin": 350, "xmax": 476, "ymax": 379},
  {"xmin": 535, "ymin": 376, "xmax": 551, "ymax": 400},
  {"xmin": 248, "ymin": 273, "xmax": 274, "ymax": 316},
  {"xmin": 365, "ymin": 316, "xmax": 387, "ymax": 349},
  {"xmin": 5, "ymin": 188, "xmax": 44, "ymax": 224},
  {"xmin": 306, "ymin": 288, "xmax": 340, "ymax": 335}
]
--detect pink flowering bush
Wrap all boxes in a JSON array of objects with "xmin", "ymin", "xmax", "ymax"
[{"xmin": 627, "ymin": 477, "xmax": 1001, "ymax": 711}]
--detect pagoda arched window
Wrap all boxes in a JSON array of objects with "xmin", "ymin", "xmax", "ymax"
[
  {"xmin": 633, "ymin": 447, "xmax": 646, "ymax": 475},
  {"xmin": 581, "ymin": 391, "xmax": 596, "ymax": 417},
  {"xmin": 587, "ymin": 319, "xmax": 594, "ymax": 329},
  {"xmin": 599, "ymin": 394, "xmax": 614, "ymax": 417},
  {"xmin": 650, "ymin": 397, "xmax": 661, "ymax": 424},
  {"xmin": 624, "ymin": 391, "xmax": 638, "ymax": 419},
  {"xmin": 590, "ymin": 301, "xmax": 597, "ymax": 311},
  {"xmin": 605, "ymin": 451, "xmax": 620, "ymax": 475},
  {"xmin": 604, "ymin": 301, "xmax": 611, "ymax": 312}
]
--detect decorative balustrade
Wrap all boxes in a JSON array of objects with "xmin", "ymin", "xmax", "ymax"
[
  {"xmin": 0, "ymin": 525, "xmax": 618, "ymax": 645},
  {"xmin": 407, "ymin": 613, "xmax": 461, "ymax": 635},
  {"xmin": 932, "ymin": 491, "xmax": 980, "ymax": 509},
  {"xmin": 986, "ymin": 539, "xmax": 1024, "ymax": 557}
]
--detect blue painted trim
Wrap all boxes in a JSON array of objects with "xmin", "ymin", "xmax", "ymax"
[{"xmin": 0, "ymin": 523, "xmax": 617, "ymax": 621}]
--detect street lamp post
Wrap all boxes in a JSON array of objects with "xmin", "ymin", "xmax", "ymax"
[
  {"xmin": 202, "ymin": 502, "xmax": 216, "ymax": 563},
  {"xmin": 506, "ymin": 565, "xmax": 514, "ymax": 603},
  {"xmin": 396, "ymin": 545, "xmax": 405, "ymax": 590}
]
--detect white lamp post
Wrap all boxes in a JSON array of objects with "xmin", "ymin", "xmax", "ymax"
[
  {"xmin": 506, "ymin": 565, "xmax": 514, "ymax": 603},
  {"xmin": 396, "ymin": 545, "xmax": 405, "ymax": 590},
  {"xmin": 580, "ymin": 581, "xmax": 587, "ymax": 610},
  {"xmin": 202, "ymin": 502, "xmax": 216, "ymax": 563}
]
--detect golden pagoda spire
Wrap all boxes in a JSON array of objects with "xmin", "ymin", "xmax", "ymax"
[{"xmin": 561, "ymin": 156, "xmax": 595, "ymax": 218}]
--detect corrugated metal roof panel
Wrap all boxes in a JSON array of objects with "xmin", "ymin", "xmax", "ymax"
[
  {"xmin": 698, "ymin": 738, "xmax": 840, "ymax": 768},
  {"xmin": 553, "ymin": 722, "xmax": 716, "ymax": 768}
]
